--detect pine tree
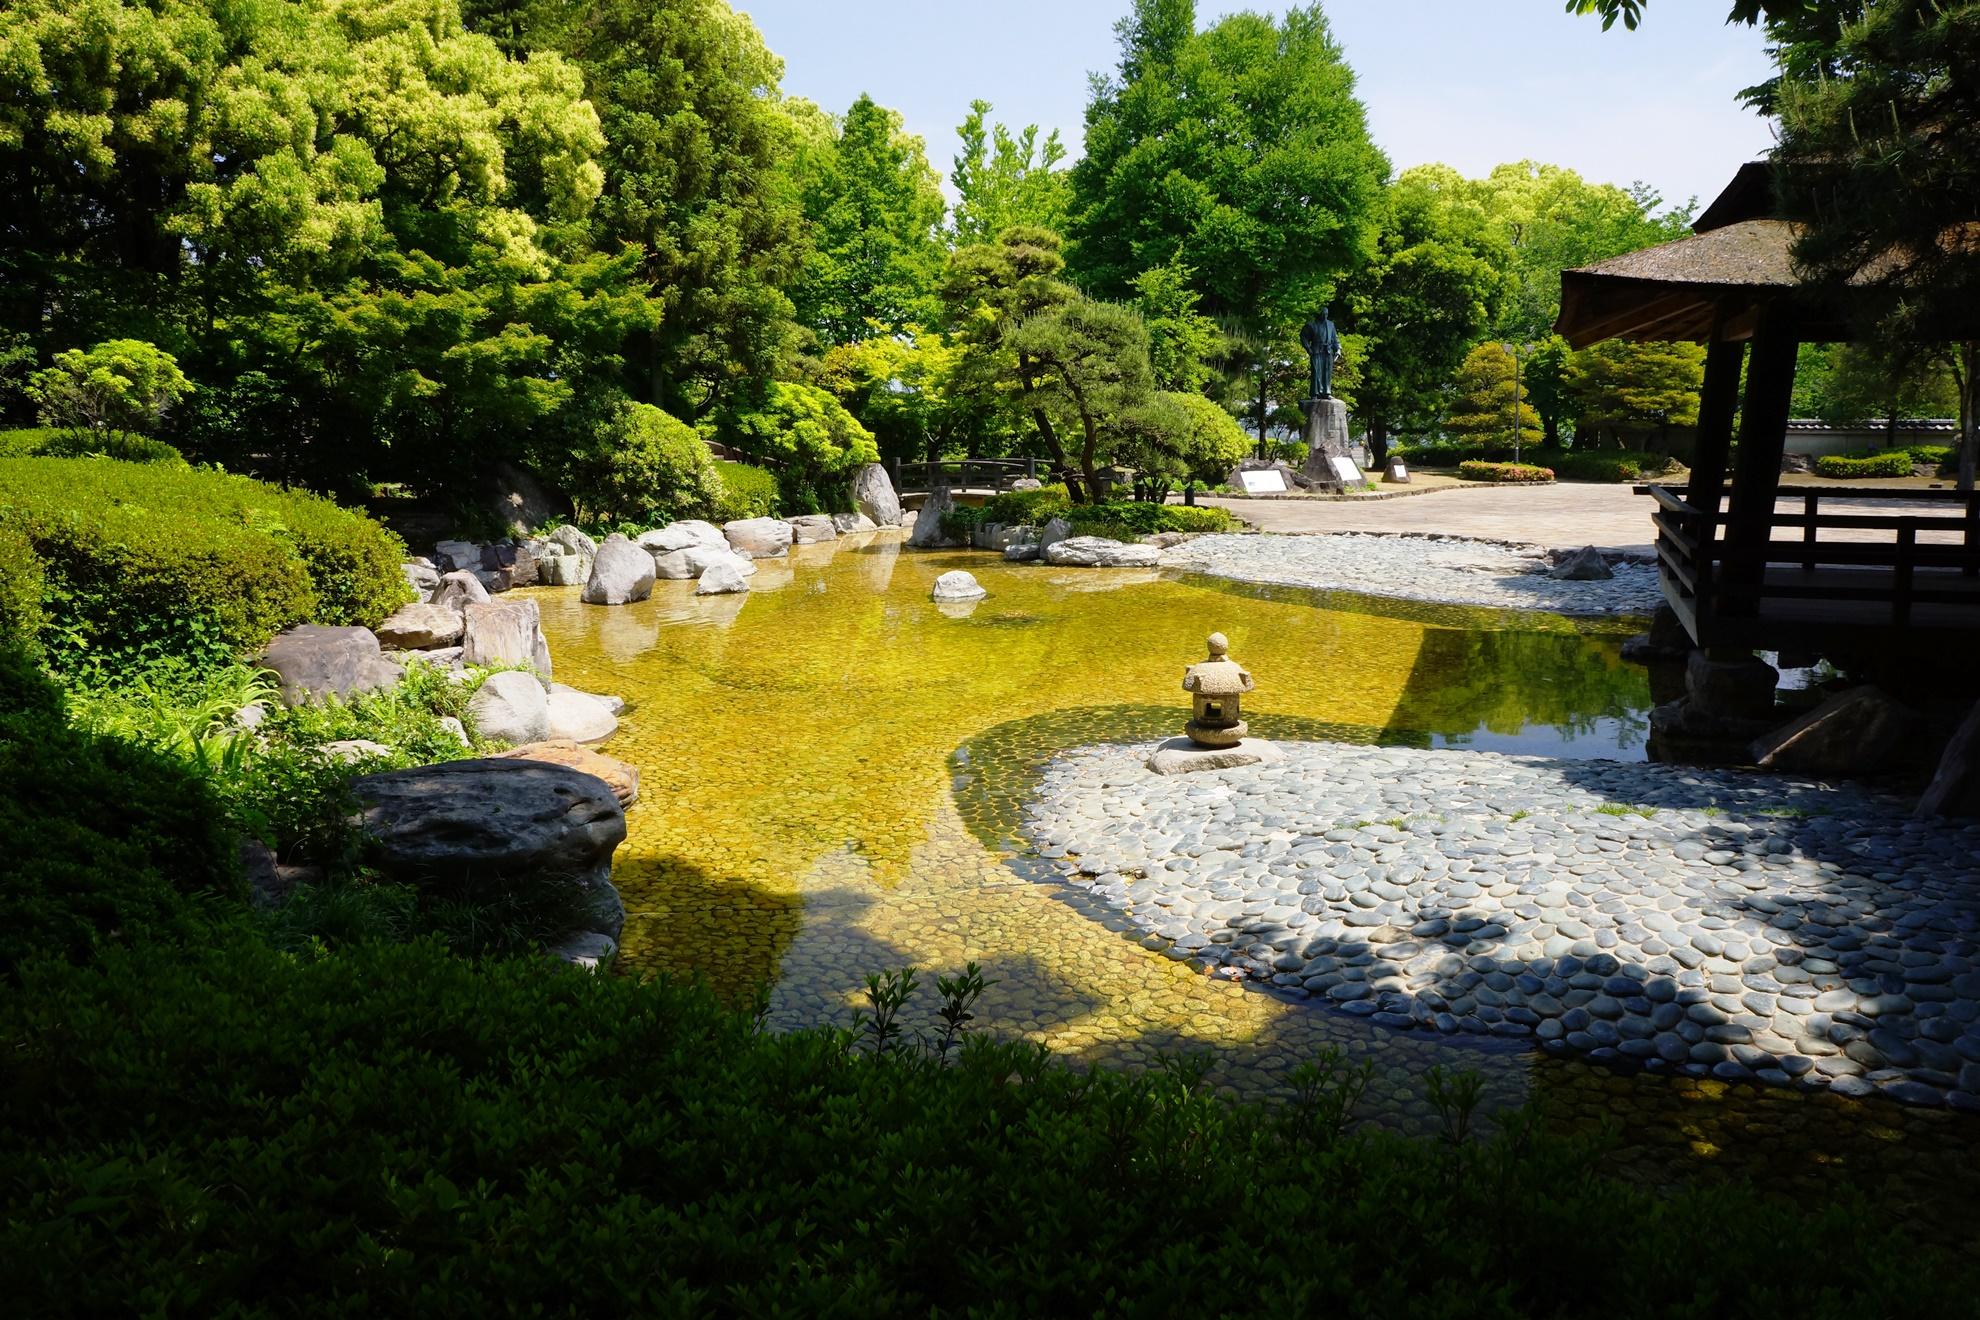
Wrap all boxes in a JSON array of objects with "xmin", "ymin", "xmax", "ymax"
[{"xmin": 1446, "ymin": 343, "xmax": 1541, "ymax": 451}]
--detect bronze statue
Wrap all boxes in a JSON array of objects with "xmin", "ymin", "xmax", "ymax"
[{"xmin": 1300, "ymin": 307, "xmax": 1343, "ymax": 400}]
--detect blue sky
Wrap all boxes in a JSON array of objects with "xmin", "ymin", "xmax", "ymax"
[{"xmin": 736, "ymin": 1, "xmax": 1777, "ymax": 215}]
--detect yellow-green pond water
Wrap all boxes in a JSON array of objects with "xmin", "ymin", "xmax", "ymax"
[{"xmin": 532, "ymin": 531, "xmax": 1978, "ymax": 1232}]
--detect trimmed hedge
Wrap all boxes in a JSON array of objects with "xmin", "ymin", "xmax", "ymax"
[
  {"xmin": 1, "ymin": 931, "xmax": 1972, "ymax": 1315},
  {"xmin": 1398, "ymin": 443, "xmax": 1674, "ymax": 482},
  {"xmin": 1459, "ymin": 460, "xmax": 1555, "ymax": 483},
  {"xmin": 981, "ymin": 483, "xmax": 1073, "ymax": 526},
  {"xmin": 713, "ymin": 459, "xmax": 780, "ymax": 521},
  {"xmin": 0, "ymin": 645, "xmax": 241, "ymax": 977},
  {"xmin": 1065, "ymin": 501, "xmax": 1236, "ymax": 540},
  {"xmin": 0, "ymin": 457, "xmax": 411, "ymax": 677},
  {"xmin": 0, "ymin": 521, "xmax": 43, "ymax": 650},
  {"xmin": 1813, "ymin": 449, "xmax": 1913, "ymax": 478}
]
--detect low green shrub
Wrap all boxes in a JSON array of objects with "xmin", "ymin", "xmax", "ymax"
[
  {"xmin": 553, "ymin": 401, "xmax": 725, "ymax": 528},
  {"xmin": 1903, "ymin": 443, "xmax": 1955, "ymax": 467},
  {"xmin": 940, "ymin": 502, "xmax": 986, "ymax": 541},
  {"xmin": 1813, "ymin": 449, "xmax": 1914, "ymax": 478},
  {"xmin": 981, "ymin": 483, "xmax": 1073, "ymax": 526},
  {"xmin": 0, "ymin": 521, "xmax": 43, "ymax": 651},
  {"xmin": 1459, "ymin": 460, "xmax": 1555, "ymax": 483},
  {"xmin": 0, "ymin": 427, "xmax": 59, "ymax": 457},
  {"xmin": 1397, "ymin": 443, "xmax": 1673, "ymax": 482},
  {"xmin": 0, "ymin": 645, "xmax": 241, "ymax": 978},
  {"xmin": 37, "ymin": 430, "xmax": 186, "ymax": 464},
  {"xmin": 1, "ymin": 932, "xmax": 1970, "ymax": 1314},
  {"xmin": 0, "ymin": 457, "xmax": 410, "ymax": 678},
  {"xmin": 1059, "ymin": 501, "xmax": 1235, "ymax": 542},
  {"xmin": 712, "ymin": 459, "xmax": 780, "ymax": 521}
]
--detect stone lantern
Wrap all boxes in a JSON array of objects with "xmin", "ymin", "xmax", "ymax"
[{"xmin": 1182, "ymin": 632, "xmax": 1254, "ymax": 748}]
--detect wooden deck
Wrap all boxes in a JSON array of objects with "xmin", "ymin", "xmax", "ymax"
[{"xmin": 1644, "ymin": 484, "xmax": 1980, "ymax": 651}]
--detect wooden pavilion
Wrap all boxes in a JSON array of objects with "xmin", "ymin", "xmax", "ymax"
[{"xmin": 1556, "ymin": 163, "xmax": 1980, "ymax": 662}]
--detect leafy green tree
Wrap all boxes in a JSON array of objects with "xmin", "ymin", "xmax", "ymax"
[
  {"xmin": 1116, "ymin": 389, "xmax": 1250, "ymax": 501},
  {"xmin": 30, "ymin": 340, "xmax": 191, "ymax": 448},
  {"xmin": 1340, "ymin": 167, "xmax": 1511, "ymax": 464},
  {"xmin": 1447, "ymin": 342, "xmax": 1541, "ymax": 452},
  {"xmin": 720, "ymin": 381, "xmax": 880, "ymax": 514},
  {"xmin": 471, "ymin": 0, "xmax": 809, "ymax": 423},
  {"xmin": 941, "ymin": 226, "xmax": 1090, "ymax": 495},
  {"xmin": 1792, "ymin": 342, "xmax": 1960, "ymax": 433},
  {"xmin": 1007, "ymin": 299, "xmax": 1155, "ymax": 501},
  {"xmin": 790, "ymin": 95, "xmax": 947, "ymax": 346},
  {"xmin": 1069, "ymin": 0, "xmax": 1388, "ymax": 440},
  {"xmin": 1131, "ymin": 262, "xmax": 1223, "ymax": 394},
  {"xmin": 951, "ymin": 101, "xmax": 1070, "ymax": 244},
  {"xmin": 1565, "ymin": 340, "xmax": 1705, "ymax": 451},
  {"xmin": 817, "ymin": 329, "xmax": 976, "ymax": 466},
  {"xmin": 0, "ymin": 0, "xmax": 644, "ymax": 491}
]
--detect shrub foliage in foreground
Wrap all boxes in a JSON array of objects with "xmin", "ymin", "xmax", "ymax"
[
  {"xmin": 0, "ymin": 456, "xmax": 410, "ymax": 676},
  {"xmin": 2, "ymin": 932, "xmax": 1970, "ymax": 1317}
]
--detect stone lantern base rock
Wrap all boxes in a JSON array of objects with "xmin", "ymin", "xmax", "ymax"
[{"xmin": 1145, "ymin": 736, "xmax": 1285, "ymax": 775}]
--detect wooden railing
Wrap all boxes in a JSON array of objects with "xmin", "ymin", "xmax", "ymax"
[
  {"xmin": 1643, "ymin": 484, "xmax": 1980, "ymax": 644},
  {"xmin": 892, "ymin": 457, "xmax": 1041, "ymax": 494}
]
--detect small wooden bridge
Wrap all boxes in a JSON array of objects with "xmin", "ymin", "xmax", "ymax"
[{"xmin": 891, "ymin": 458, "xmax": 1042, "ymax": 496}]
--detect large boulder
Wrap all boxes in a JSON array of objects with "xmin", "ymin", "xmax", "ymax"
[
  {"xmin": 931, "ymin": 570, "xmax": 987, "ymax": 602},
  {"xmin": 852, "ymin": 462, "xmax": 902, "ymax": 527},
  {"xmin": 908, "ymin": 487, "xmax": 956, "ymax": 548},
  {"xmin": 477, "ymin": 459, "xmax": 573, "ymax": 537},
  {"xmin": 1045, "ymin": 536, "xmax": 1163, "ymax": 568},
  {"xmin": 548, "ymin": 524, "xmax": 598, "ymax": 560},
  {"xmin": 788, "ymin": 514, "xmax": 838, "ymax": 544},
  {"xmin": 349, "ymin": 758, "xmax": 624, "ymax": 908},
  {"xmin": 696, "ymin": 558, "xmax": 751, "ymax": 595},
  {"xmin": 667, "ymin": 519, "xmax": 729, "ymax": 549},
  {"xmin": 261, "ymin": 626, "xmax": 402, "ymax": 706},
  {"xmin": 636, "ymin": 525, "xmax": 703, "ymax": 554},
  {"xmin": 433, "ymin": 540, "xmax": 481, "ymax": 573},
  {"xmin": 1037, "ymin": 517, "xmax": 1073, "ymax": 555},
  {"xmin": 545, "ymin": 689, "xmax": 618, "ymax": 744},
  {"xmin": 1918, "ymin": 700, "xmax": 1980, "ymax": 818},
  {"xmin": 723, "ymin": 517, "xmax": 794, "ymax": 559},
  {"xmin": 374, "ymin": 602, "xmax": 465, "ymax": 651},
  {"xmin": 463, "ymin": 598, "xmax": 552, "ymax": 675},
  {"xmin": 1750, "ymin": 685, "xmax": 1916, "ymax": 775},
  {"xmin": 535, "ymin": 549, "xmax": 586, "ymax": 586},
  {"xmin": 492, "ymin": 739, "xmax": 639, "ymax": 808},
  {"xmin": 430, "ymin": 570, "xmax": 492, "ymax": 611},
  {"xmin": 480, "ymin": 542, "xmax": 539, "ymax": 590},
  {"xmin": 832, "ymin": 510, "xmax": 878, "ymax": 534},
  {"xmin": 652, "ymin": 542, "xmax": 755, "ymax": 581},
  {"xmin": 402, "ymin": 558, "xmax": 441, "ymax": 595},
  {"xmin": 582, "ymin": 533, "xmax": 656, "ymax": 605},
  {"xmin": 467, "ymin": 669, "xmax": 550, "ymax": 744}
]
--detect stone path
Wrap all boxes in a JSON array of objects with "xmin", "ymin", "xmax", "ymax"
[
  {"xmin": 1202, "ymin": 484, "xmax": 1659, "ymax": 554},
  {"xmin": 1024, "ymin": 741, "xmax": 1980, "ymax": 1109},
  {"xmin": 1163, "ymin": 532, "xmax": 1663, "ymax": 616}
]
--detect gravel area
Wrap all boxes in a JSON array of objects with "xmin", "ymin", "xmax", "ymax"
[
  {"xmin": 1024, "ymin": 740, "xmax": 1980, "ymax": 1108},
  {"xmin": 1163, "ymin": 532, "xmax": 1663, "ymax": 616}
]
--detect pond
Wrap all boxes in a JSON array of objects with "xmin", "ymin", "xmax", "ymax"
[{"xmin": 534, "ymin": 530, "xmax": 1978, "ymax": 1234}]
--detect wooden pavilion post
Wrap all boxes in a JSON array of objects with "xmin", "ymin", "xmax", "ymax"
[
  {"xmin": 1719, "ymin": 303, "xmax": 1800, "ymax": 619},
  {"xmin": 1685, "ymin": 324, "xmax": 1746, "ymax": 518}
]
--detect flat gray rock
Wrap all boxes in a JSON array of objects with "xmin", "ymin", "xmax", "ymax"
[
  {"xmin": 1145, "ymin": 736, "xmax": 1285, "ymax": 774},
  {"xmin": 374, "ymin": 602, "xmax": 465, "ymax": 650},
  {"xmin": 261, "ymin": 625, "xmax": 401, "ymax": 706},
  {"xmin": 1044, "ymin": 536, "xmax": 1162, "ymax": 568}
]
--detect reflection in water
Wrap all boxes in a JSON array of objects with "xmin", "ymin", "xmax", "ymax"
[{"xmin": 531, "ymin": 534, "xmax": 1976, "ymax": 1233}]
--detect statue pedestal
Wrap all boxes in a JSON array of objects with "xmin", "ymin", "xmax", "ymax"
[{"xmin": 1299, "ymin": 397, "xmax": 1367, "ymax": 491}]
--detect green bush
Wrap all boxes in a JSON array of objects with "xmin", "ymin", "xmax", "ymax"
[
  {"xmin": 940, "ymin": 502, "xmax": 986, "ymax": 541},
  {"xmin": 1062, "ymin": 501, "xmax": 1236, "ymax": 541},
  {"xmin": 0, "ymin": 427, "xmax": 59, "ymax": 457},
  {"xmin": 37, "ymin": 430, "xmax": 186, "ymax": 464},
  {"xmin": 712, "ymin": 459, "xmax": 780, "ymax": 521},
  {"xmin": 1459, "ymin": 460, "xmax": 1555, "ymax": 483},
  {"xmin": 0, "ymin": 521, "xmax": 43, "ymax": 651},
  {"xmin": 0, "ymin": 645, "xmax": 241, "ymax": 977},
  {"xmin": 981, "ymin": 483, "xmax": 1073, "ymax": 526},
  {"xmin": 1903, "ymin": 443, "xmax": 1955, "ymax": 467},
  {"xmin": 0, "ymin": 457, "xmax": 410, "ymax": 678},
  {"xmin": 555, "ymin": 401, "xmax": 725, "ymax": 528},
  {"xmin": 1813, "ymin": 449, "xmax": 1914, "ymax": 478},
  {"xmin": 1, "ymin": 932, "xmax": 1971, "ymax": 1315},
  {"xmin": 1396, "ymin": 443, "xmax": 1673, "ymax": 482}
]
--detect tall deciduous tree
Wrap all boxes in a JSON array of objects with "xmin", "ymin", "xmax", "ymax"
[
  {"xmin": 1447, "ymin": 342, "xmax": 1541, "ymax": 452},
  {"xmin": 479, "ymin": 0, "xmax": 808, "ymax": 422},
  {"xmin": 1566, "ymin": 340, "xmax": 1705, "ymax": 451},
  {"xmin": 1069, "ymin": 0, "xmax": 1388, "ymax": 441},
  {"xmin": 1131, "ymin": 261, "xmax": 1223, "ymax": 394},
  {"xmin": 1340, "ymin": 167, "xmax": 1511, "ymax": 464},
  {"xmin": 790, "ymin": 95, "xmax": 947, "ymax": 346},
  {"xmin": 1792, "ymin": 341, "xmax": 1961, "ymax": 435},
  {"xmin": 951, "ymin": 101, "xmax": 1070, "ymax": 244}
]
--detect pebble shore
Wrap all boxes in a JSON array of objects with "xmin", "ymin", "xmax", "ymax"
[
  {"xmin": 1162, "ymin": 532, "xmax": 1663, "ymax": 615},
  {"xmin": 1024, "ymin": 740, "xmax": 1980, "ymax": 1108}
]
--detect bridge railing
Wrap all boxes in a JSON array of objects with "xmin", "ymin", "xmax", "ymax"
[{"xmin": 892, "ymin": 457, "xmax": 1040, "ymax": 494}]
